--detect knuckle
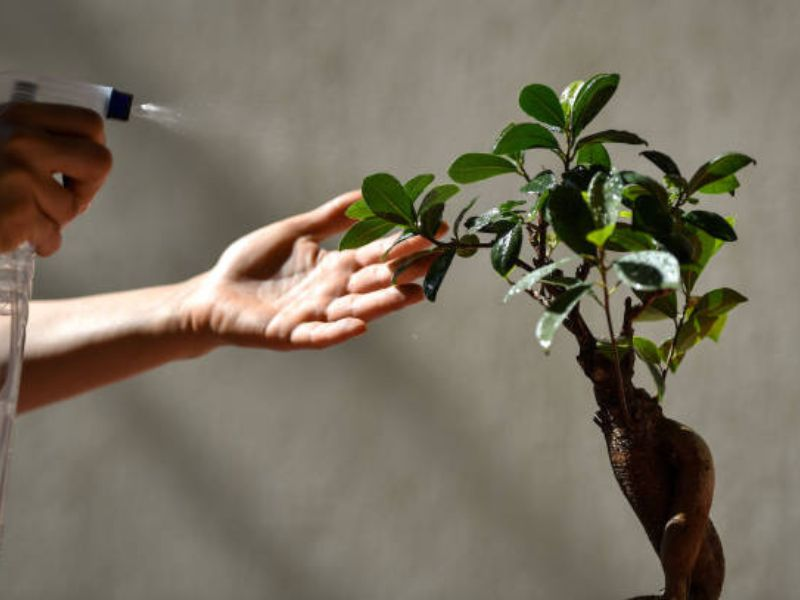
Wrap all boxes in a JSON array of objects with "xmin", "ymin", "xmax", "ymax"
[
  {"xmin": 92, "ymin": 143, "xmax": 113, "ymax": 174},
  {"xmin": 2, "ymin": 130, "xmax": 39, "ymax": 161},
  {"xmin": 79, "ymin": 108, "xmax": 105, "ymax": 139}
]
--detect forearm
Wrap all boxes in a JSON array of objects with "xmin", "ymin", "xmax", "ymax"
[{"xmin": 16, "ymin": 278, "xmax": 214, "ymax": 413}]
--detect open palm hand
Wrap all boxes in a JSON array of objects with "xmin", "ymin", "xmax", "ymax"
[{"xmin": 182, "ymin": 191, "xmax": 437, "ymax": 350}]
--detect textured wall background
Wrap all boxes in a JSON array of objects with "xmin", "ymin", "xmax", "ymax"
[{"xmin": 0, "ymin": 1, "xmax": 797, "ymax": 598}]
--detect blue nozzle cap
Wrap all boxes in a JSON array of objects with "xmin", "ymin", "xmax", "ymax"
[{"xmin": 107, "ymin": 89, "xmax": 133, "ymax": 121}]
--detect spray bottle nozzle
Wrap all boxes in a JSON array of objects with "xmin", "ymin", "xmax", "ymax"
[{"xmin": 107, "ymin": 89, "xmax": 134, "ymax": 121}]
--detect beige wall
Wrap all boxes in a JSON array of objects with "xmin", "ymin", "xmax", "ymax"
[{"xmin": 1, "ymin": 1, "xmax": 796, "ymax": 598}]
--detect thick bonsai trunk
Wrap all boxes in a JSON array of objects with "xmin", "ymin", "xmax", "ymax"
[{"xmin": 567, "ymin": 315, "xmax": 725, "ymax": 600}]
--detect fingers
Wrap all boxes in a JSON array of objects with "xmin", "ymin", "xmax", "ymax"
[
  {"xmin": 0, "ymin": 102, "xmax": 106, "ymax": 144},
  {"xmin": 2, "ymin": 129, "xmax": 112, "ymax": 208},
  {"xmin": 0, "ymin": 174, "xmax": 61, "ymax": 256},
  {"xmin": 354, "ymin": 221, "xmax": 448, "ymax": 267},
  {"xmin": 325, "ymin": 284, "xmax": 424, "ymax": 322},
  {"xmin": 297, "ymin": 190, "xmax": 362, "ymax": 241},
  {"xmin": 288, "ymin": 317, "xmax": 367, "ymax": 349},
  {"xmin": 347, "ymin": 252, "xmax": 437, "ymax": 294}
]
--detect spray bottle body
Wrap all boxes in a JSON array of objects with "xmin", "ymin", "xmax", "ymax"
[{"xmin": 0, "ymin": 72, "xmax": 133, "ymax": 549}]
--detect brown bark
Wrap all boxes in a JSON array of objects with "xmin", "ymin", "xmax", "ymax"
[{"xmin": 565, "ymin": 310, "xmax": 725, "ymax": 600}]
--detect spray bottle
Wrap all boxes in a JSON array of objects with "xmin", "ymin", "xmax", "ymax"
[{"xmin": 0, "ymin": 72, "xmax": 133, "ymax": 548}]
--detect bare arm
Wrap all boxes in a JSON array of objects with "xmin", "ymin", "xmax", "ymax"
[{"xmin": 18, "ymin": 191, "xmax": 437, "ymax": 412}]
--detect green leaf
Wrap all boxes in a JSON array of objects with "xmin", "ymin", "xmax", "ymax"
[
  {"xmin": 491, "ymin": 223, "xmax": 523, "ymax": 276},
  {"xmin": 536, "ymin": 283, "xmax": 593, "ymax": 349},
  {"xmin": 418, "ymin": 184, "xmax": 459, "ymax": 220},
  {"xmin": 589, "ymin": 170, "xmax": 624, "ymax": 229},
  {"xmin": 339, "ymin": 218, "xmax": 396, "ymax": 250},
  {"xmin": 493, "ymin": 123, "xmax": 559, "ymax": 155},
  {"xmin": 382, "ymin": 229, "xmax": 418, "ymax": 260},
  {"xmin": 448, "ymin": 153, "xmax": 518, "ymax": 184},
  {"xmin": 520, "ymin": 170, "xmax": 557, "ymax": 194},
  {"xmin": 576, "ymin": 129, "xmax": 647, "ymax": 150},
  {"xmin": 518, "ymin": 84, "xmax": 566, "ymax": 129},
  {"xmin": 632, "ymin": 195, "xmax": 673, "ymax": 238},
  {"xmin": 680, "ymin": 222, "xmax": 727, "ymax": 291},
  {"xmin": 423, "ymin": 248, "xmax": 456, "ymax": 302},
  {"xmin": 621, "ymin": 171, "xmax": 671, "ymax": 206},
  {"xmin": 706, "ymin": 313, "xmax": 728, "ymax": 342},
  {"xmin": 693, "ymin": 287, "xmax": 748, "ymax": 318},
  {"xmin": 362, "ymin": 173, "xmax": 415, "ymax": 225},
  {"xmin": 404, "ymin": 174, "xmax": 435, "ymax": 202},
  {"xmin": 391, "ymin": 249, "xmax": 435, "ymax": 284},
  {"xmin": 453, "ymin": 197, "xmax": 478, "ymax": 238},
  {"xmin": 587, "ymin": 223, "xmax": 616, "ymax": 247},
  {"xmin": 504, "ymin": 257, "xmax": 573, "ymax": 303},
  {"xmin": 640, "ymin": 150, "xmax": 682, "ymax": 177},
  {"xmin": 546, "ymin": 184, "xmax": 596, "ymax": 255},
  {"xmin": 606, "ymin": 227, "xmax": 658, "ymax": 252},
  {"xmin": 645, "ymin": 361, "xmax": 665, "ymax": 401},
  {"xmin": 576, "ymin": 143, "xmax": 611, "ymax": 170},
  {"xmin": 633, "ymin": 336, "xmax": 662, "ymax": 365},
  {"xmin": 570, "ymin": 73, "xmax": 620, "ymax": 136},
  {"xmin": 633, "ymin": 290, "xmax": 678, "ymax": 321},
  {"xmin": 559, "ymin": 80, "xmax": 584, "ymax": 120},
  {"xmin": 345, "ymin": 199, "xmax": 374, "ymax": 221},
  {"xmin": 419, "ymin": 202, "xmax": 445, "ymax": 239},
  {"xmin": 456, "ymin": 234, "xmax": 480, "ymax": 258},
  {"xmin": 698, "ymin": 174, "xmax": 739, "ymax": 196},
  {"xmin": 683, "ymin": 210, "xmax": 737, "ymax": 242},
  {"xmin": 687, "ymin": 152, "xmax": 755, "ymax": 195},
  {"xmin": 613, "ymin": 250, "xmax": 680, "ymax": 291}
]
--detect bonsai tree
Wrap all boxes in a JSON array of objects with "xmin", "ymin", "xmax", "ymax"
[{"xmin": 340, "ymin": 73, "xmax": 753, "ymax": 600}]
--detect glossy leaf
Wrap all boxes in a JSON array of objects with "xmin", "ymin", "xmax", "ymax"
[
  {"xmin": 339, "ymin": 218, "xmax": 396, "ymax": 250},
  {"xmin": 491, "ymin": 223, "xmax": 523, "ymax": 276},
  {"xmin": 571, "ymin": 73, "xmax": 620, "ymax": 136},
  {"xmin": 419, "ymin": 202, "xmax": 445, "ymax": 239},
  {"xmin": 391, "ymin": 249, "xmax": 435, "ymax": 284},
  {"xmin": 362, "ymin": 173, "xmax": 415, "ymax": 225},
  {"xmin": 576, "ymin": 143, "xmax": 611, "ymax": 170},
  {"xmin": 587, "ymin": 224, "xmax": 616, "ymax": 247},
  {"xmin": 536, "ymin": 283, "xmax": 593, "ymax": 349},
  {"xmin": 418, "ymin": 184, "xmax": 459, "ymax": 219},
  {"xmin": 683, "ymin": 210, "xmax": 737, "ymax": 241},
  {"xmin": 504, "ymin": 257, "xmax": 573, "ymax": 303},
  {"xmin": 687, "ymin": 152, "xmax": 755, "ymax": 195},
  {"xmin": 693, "ymin": 287, "xmax": 748, "ymax": 317},
  {"xmin": 706, "ymin": 313, "xmax": 728, "ymax": 342},
  {"xmin": 698, "ymin": 174, "xmax": 739, "ymax": 196},
  {"xmin": 453, "ymin": 197, "xmax": 478, "ymax": 237},
  {"xmin": 382, "ymin": 229, "xmax": 418, "ymax": 260},
  {"xmin": 576, "ymin": 129, "xmax": 647, "ymax": 150},
  {"xmin": 559, "ymin": 80, "xmax": 584, "ymax": 120},
  {"xmin": 423, "ymin": 248, "xmax": 456, "ymax": 302},
  {"xmin": 680, "ymin": 222, "xmax": 727, "ymax": 291},
  {"xmin": 606, "ymin": 227, "xmax": 658, "ymax": 252},
  {"xmin": 621, "ymin": 171, "xmax": 670, "ymax": 205},
  {"xmin": 546, "ymin": 184, "xmax": 596, "ymax": 255},
  {"xmin": 493, "ymin": 123, "xmax": 559, "ymax": 155},
  {"xmin": 633, "ymin": 290, "xmax": 678, "ymax": 321},
  {"xmin": 633, "ymin": 336, "xmax": 662, "ymax": 365},
  {"xmin": 448, "ymin": 153, "xmax": 518, "ymax": 184},
  {"xmin": 345, "ymin": 199, "xmax": 374, "ymax": 221},
  {"xmin": 640, "ymin": 150, "xmax": 682, "ymax": 177},
  {"xmin": 632, "ymin": 195, "xmax": 673, "ymax": 238},
  {"xmin": 519, "ymin": 84, "xmax": 566, "ymax": 129},
  {"xmin": 645, "ymin": 361, "xmax": 666, "ymax": 401},
  {"xmin": 456, "ymin": 234, "xmax": 480, "ymax": 258},
  {"xmin": 613, "ymin": 250, "xmax": 680, "ymax": 291},
  {"xmin": 404, "ymin": 174, "xmax": 435, "ymax": 202},
  {"xmin": 520, "ymin": 170, "xmax": 557, "ymax": 194}
]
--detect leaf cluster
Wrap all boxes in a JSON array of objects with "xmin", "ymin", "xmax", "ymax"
[{"xmin": 340, "ymin": 73, "xmax": 754, "ymax": 400}]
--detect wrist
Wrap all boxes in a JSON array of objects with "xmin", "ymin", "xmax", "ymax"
[{"xmin": 159, "ymin": 274, "xmax": 222, "ymax": 360}]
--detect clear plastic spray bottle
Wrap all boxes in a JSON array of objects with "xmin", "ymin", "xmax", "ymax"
[{"xmin": 0, "ymin": 72, "xmax": 133, "ymax": 549}]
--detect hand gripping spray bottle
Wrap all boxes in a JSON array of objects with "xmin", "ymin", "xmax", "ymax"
[{"xmin": 0, "ymin": 72, "xmax": 133, "ymax": 548}]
